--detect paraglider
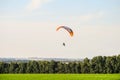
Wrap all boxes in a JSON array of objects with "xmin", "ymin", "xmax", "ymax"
[{"xmin": 56, "ymin": 26, "xmax": 73, "ymax": 46}]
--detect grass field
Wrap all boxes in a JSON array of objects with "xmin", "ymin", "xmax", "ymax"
[{"xmin": 0, "ymin": 74, "xmax": 120, "ymax": 80}]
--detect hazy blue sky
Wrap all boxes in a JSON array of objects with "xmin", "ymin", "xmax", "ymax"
[{"xmin": 0, "ymin": 0, "xmax": 120, "ymax": 58}]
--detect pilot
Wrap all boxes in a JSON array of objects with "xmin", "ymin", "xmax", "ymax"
[{"xmin": 63, "ymin": 43, "xmax": 65, "ymax": 46}]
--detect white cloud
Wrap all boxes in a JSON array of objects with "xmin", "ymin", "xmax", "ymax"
[
  {"xmin": 26, "ymin": 0, "xmax": 53, "ymax": 11},
  {"xmin": 79, "ymin": 11, "xmax": 104, "ymax": 21}
]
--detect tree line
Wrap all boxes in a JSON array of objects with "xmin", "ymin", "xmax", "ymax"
[{"xmin": 0, "ymin": 55, "xmax": 120, "ymax": 73}]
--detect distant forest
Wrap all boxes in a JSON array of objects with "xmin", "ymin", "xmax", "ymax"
[{"xmin": 0, "ymin": 55, "xmax": 120, "ymax": 73}]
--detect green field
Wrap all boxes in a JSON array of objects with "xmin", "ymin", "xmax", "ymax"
[{"xmin": 0, "ymin": 74, "xmax": 120, "ymax": 80}]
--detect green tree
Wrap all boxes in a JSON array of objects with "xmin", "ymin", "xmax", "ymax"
[
  {"xmin": 44, "ymin": 61, "xmax": 49, "ymax": 73},
  {"xmin": 57, "ymin": 62, "xmax": 64, "ymax": 73},
  {"xmin": 106, "ymin": 56, "xmax": 114, "ymax": 73},
  {"xmin": 49, "ymin": 60, "xmax": 56, "ymax": 73},
  {"xmin": 90, "ymin": 56, "xmax": 106, "ymax": 73},
  {"xmin": 26, "ymin": 61, "xmax": 34, "ymax": 73},
  {"xmin": 32, "ymin": 61, "xmax": 39, "ymax": 73},
  {"xmin": 4, "ymin": 63, "xmax": 10, "ymax": 73},
  {"xmin": 64, "ymin": 63, "xmax": 69, "ymax": 73},
  {"xmin": 19, "ymin": 63, "xmax": 27, "ymax": 73},
  {"xmin": 116, "ymin": 55, "xmax": 120, "ymax": 73},
  {"xmin": 0, "ymin": 62, "xmax": 5, "ymax": 73},
  {"xmin": 9, "ymin": 62, "xmax": 19, "ymax": 73},
  {"xmin": 81, "ymin": 58, "xmax": 90, "ymax": 73},
  {"xmin": 75, "ymin": 62, "xmax": 81, "ymax": 73}
]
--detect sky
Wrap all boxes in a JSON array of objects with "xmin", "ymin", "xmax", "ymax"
[{"xmin": 0, "ymin": 0, "xmax": 120, "ymax": 59}]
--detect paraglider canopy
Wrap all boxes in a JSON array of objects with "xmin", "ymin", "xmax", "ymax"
[{"xmin": 56, "ymin": 26, "xmax": 74, "ymax": 37}]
